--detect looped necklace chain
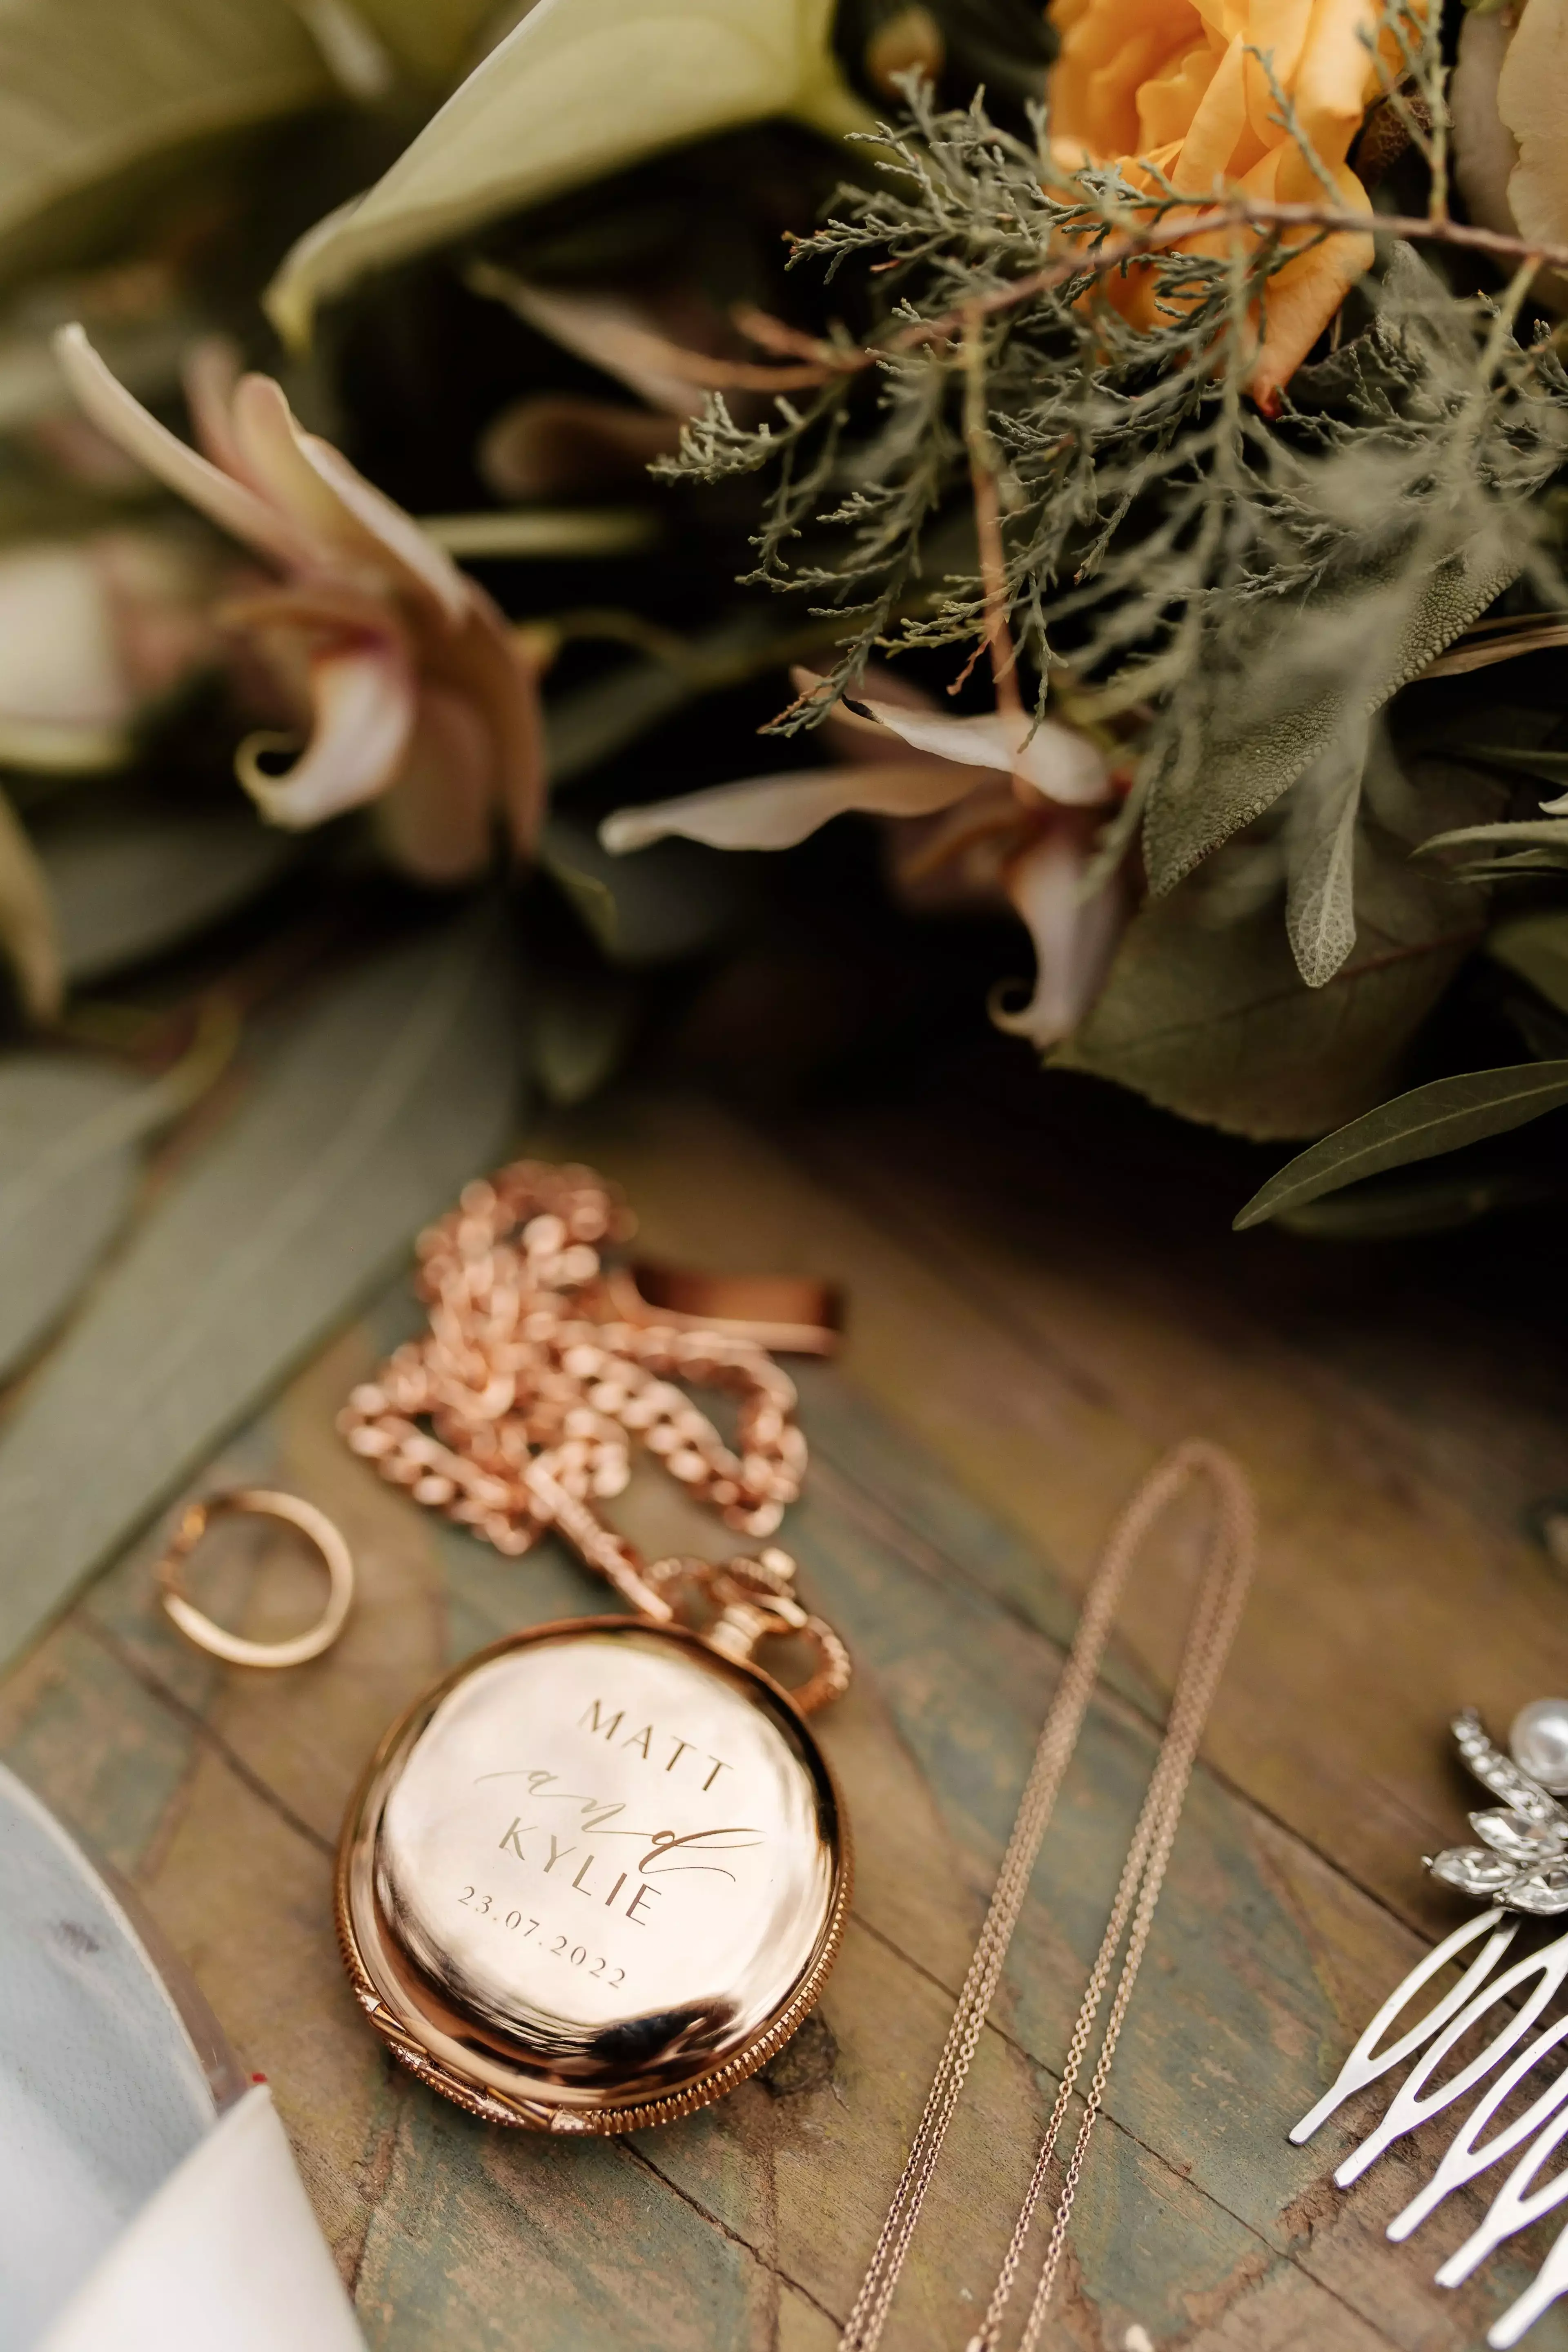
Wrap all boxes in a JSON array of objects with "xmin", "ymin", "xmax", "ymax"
[
  {"xmin": 842, "ymin": 1441, "xmax": 1257, "ymax": 2352},
  {"xmin": 338, "ymin": 1158, "xmax": 849, "ymax": 1711}
]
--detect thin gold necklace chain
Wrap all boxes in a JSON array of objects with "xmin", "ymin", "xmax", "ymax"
[{"xmin": 840, "ymin": 1441, "xmax": 1258, "ymax": 2352}]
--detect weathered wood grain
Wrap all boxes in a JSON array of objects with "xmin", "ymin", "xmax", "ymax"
[
  {"xmin": 3, "ymin": 1083, "xmax": 1566, "ymax": 2351},
  {"xmin": 550, "ymin": 1091, "xmax": 1568, "ymax": 1940}
]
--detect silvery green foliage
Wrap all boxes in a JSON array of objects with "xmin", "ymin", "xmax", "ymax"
[{"xmin": 666, "ymin": 89, "xmax": 1568, "ymax": 992}]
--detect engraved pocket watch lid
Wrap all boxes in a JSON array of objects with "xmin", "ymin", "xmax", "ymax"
[{"xmin": 337, "ymin": 1618, "xmax": 851, "ymax": 2133}]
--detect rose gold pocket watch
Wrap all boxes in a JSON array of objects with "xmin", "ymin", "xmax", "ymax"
[{"xmin": 334, "ymin": 1159, "xmax": 853, "ymax": 2133}]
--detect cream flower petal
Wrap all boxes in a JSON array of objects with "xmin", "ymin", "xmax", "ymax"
[
  {"xmin": 237, "ymin": 641, "xmax": 416, "ymax": 827},
  {"xmin": 846, "ymin": 694, "xmax": 1113, "ymax": 804},
  {"xmin": 600, "ymin": 761, "xmax": 977, "ymax": 854},
  {"xmin": 789, "ymin": 663, "xmax": 951, "ymax": 769},
  {"xmin": 991, "ymin": 826, "xmax": 1126, "ymax": 1049},
  {"xmin": 51, "ymin": 327, "xmax": 315, "ymax": 575}
]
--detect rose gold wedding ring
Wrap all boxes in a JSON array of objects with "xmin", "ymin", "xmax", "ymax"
[{"xmin": 157, "ymin": 1488, "xmax": 354, "ymax": 1668}]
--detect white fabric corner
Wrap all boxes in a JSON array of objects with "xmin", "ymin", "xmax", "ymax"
[{"xmin": 37, "ymin": 2085, "xmax": 365, "ymax": 2352}]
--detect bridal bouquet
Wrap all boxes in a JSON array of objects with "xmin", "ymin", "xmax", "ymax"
[{"xmin": 1, "ymin": 0, "xmax": 1568, "ymax": 1241}]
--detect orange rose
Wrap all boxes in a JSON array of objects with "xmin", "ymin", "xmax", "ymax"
[{"xmin": 1048, "ymin": 0, "xmax": 1407, "ymax": 408}]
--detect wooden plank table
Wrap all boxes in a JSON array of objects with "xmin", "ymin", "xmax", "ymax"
[{"xmin": 5, "ymin": 1072, "xmax": 1567, "ymax": 2351}]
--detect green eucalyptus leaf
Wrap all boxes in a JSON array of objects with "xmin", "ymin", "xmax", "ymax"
[
  {"xmin": 0, "ymin": 1006, "xmax": 233, "ymax": 1385},
  {"xmin": 530, "ymin": 971, "xmax": 633, "ymax": 1105},
  {"xmin": 1274, "ymin": 1165, "xmax": 1561, "ymax": 1238},
  {"xmin": 541, "ymin": 814, "xmax": 746, "ymax": 965},
  {"xmin": 0, "ymin": 0, "xmax": 338, "ymax": 290},
  {"xmin": 0, "ymin": 1058, "xmax": 146, "ymax": 1381},
  {"xmin": 0, "ymin": 916, "xmax": 521, "ymax": 1669},
  {"xmin": 544, "ymin": 616, "xmax": 777, "ymax": 788},
  {"xmin": 1490, "ymin": 909, "xmax": 1568, "ymax": 1014},
  {"xmin": 1233, "ymin": 1060, "xmax": 1568, "ymax": 1227},
  {"xmin": 1449, "ymin": 744, "xmax": 1568, "ymax": 790},
  {"xmin": 38, "ymin": 806, "xmax": 293, "ymax": 987}
]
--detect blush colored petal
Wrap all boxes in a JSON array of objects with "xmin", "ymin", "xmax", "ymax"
[
  {"xmin": 228, "ymin": 373, "xmax": 472, "ymax": 626},
  {"xmin": 600, "ymin": 761, "xmax": 976, "ymax": 854},
  {"xmin": 479, "ymin": 396, "xmax": 680, "ymax": 497},
  {"xmin": 52, "ymin": 327, "xmax": 315, "ymax": 575},
  {"xmin": 847, "ymin": 693, "xmax": 1113, "ymax": 804},
  {"xmin": 298, "ymin": 434, "xmax": 472, "ymax": 626},
  {"xmin": 217, "ymin": 581, "xmax": 404, "ymax": 642},
  {"xmin": 1452, "ymin": 9, "xmax": 1521, "ymax": 241},
  {"xmin": 992, "ymin": 823, "xmax": 1127, "ymax": 1049},
  {"xmin": 415, "ymin": 591, "xmax": 546, "ymax": 853},
  {"xmin": 180, "ymin": 337, "xmax": 250, "ymax": 480},
  {"xmin": 374, "ymin": 685, "xmax": 496, "ymax": 881},
  {"xmin": 483, "ymin": 627, "xmax": 547, "ymax": 856},
  {"xmin": 236, "ymin": 641, "xmax": 415, "ymax": 827},
  {"xmin": 227, "ymin": 375, "xmax": 383, "ymax": 568},
  {"xmin": 497, "ymin": 281, "xmax": 709, "ymax": 419},
  {"xmin": 1498, "ymin": 0, "xmax": 1568, "ymax": 310}
]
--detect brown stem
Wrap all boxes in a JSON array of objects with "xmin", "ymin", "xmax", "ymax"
[
  {"xmin": 698, "ymin": 200, "xmax": 1568, "ymax": 397},
  {"xmin": 959, "ymin": 306, "xmax": 1029, "ymax": 779}
]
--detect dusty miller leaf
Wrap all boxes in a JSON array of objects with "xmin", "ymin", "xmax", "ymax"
[
  {"xmin": 1234, "ymin": 1060, "xmax": 1568, "ymax": 1227},
  {"xmin": 1283, "ymin": 720, "xmax": 1366, "ymax": 988},
  {"xmin": 0, "ymin": 916, "xmax": 522, "ymax": 1669},
  {"xmin": 1058, "ymin": 801, "xmax": 1486, "ymax": 1140},
  {"xmin": 1143, "ymin": 535, "xmax": 1518, "ymax": 895}
]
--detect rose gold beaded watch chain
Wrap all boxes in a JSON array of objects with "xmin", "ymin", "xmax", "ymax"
[{"xmin": 339, "ymin": 1157, "xmax": 850, "ymax": 1709}]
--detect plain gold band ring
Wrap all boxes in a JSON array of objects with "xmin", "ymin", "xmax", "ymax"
[{"xmin": 158, "ymin": 1488, "xmax": 354, "ymax": 1669}]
